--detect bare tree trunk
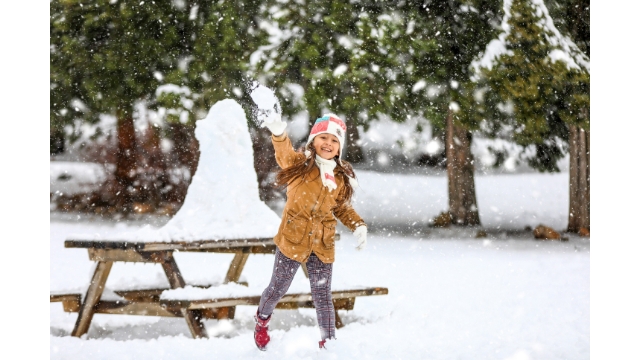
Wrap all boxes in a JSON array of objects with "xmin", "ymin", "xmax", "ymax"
[
  {"xmin": 345, "ymin": 113, "xmax": 364, "ymax": 164},
  {"xmin": 445, "ymin": 110, "xmax": 481, "ymax": 226},
  {"xmin": 115, "ymin": 108, "xmax": 137, "ymax": 210},
  {"xmin": 568, "ymin": 125, "xmax": 590, "ymax": 232}
]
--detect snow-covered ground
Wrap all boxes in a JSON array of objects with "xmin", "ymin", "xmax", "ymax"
[
  {"xmin": 353, "ymin": 170, "xmax": 568, "ymax": 232},
  {"xmin": 50, "ymin": 96, "xmax": 586, "ymax": 358},
  {"xmin": 50, "ymin": 219, "xmax": 589, "ymax": 359},
  {"xmin": 49, "ymin": 150, "xmax": 583, "ymax": 359}
]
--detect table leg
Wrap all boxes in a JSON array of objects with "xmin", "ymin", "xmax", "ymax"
[
  {"xmin": 161, "ymin": 253, "xmax": 208, "ymax": 339},
  {"xmin": 221, "ymin": 251, "xmax": 251, "ymax": 321},
  {"xmin": 224, "ymin": 251, "xmax": 250, "ymax": 284},
  {"xmin": 335, "ymin": 308, "xmax": 345, "ymax": 329},
  {"xmin": 160, "ymin": 254, "xmax": 186, "ymax": 288},
  {"xmin": 71, "ymin": 261, "xmax": 113, "ymax": 337}
]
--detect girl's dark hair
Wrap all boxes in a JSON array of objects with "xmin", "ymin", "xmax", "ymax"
[{"xmin": 275, "ymin": 143, "xmax": 356, "ymax": 205}]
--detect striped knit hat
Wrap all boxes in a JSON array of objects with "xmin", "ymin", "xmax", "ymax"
[{"xmin": 306, "ymin": 113, "xmax": 347, "ymax": 161}]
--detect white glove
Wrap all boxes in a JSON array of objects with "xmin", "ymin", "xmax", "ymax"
[
  {"xmin": 258, "ymin": 109, "xmax": 287, "ymax": 136},
  {"xmin": 353, "ymin": 225, "xmax": 367, "ymax": 251}
]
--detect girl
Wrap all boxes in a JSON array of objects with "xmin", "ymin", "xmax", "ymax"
[{"xmin": 254, "ymin": 112, "xmax": 367, "ymax": 351}]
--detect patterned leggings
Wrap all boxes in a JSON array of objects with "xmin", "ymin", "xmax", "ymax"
[{"xmin": 258, "ymin": 248, "xmax": 335, "ymax": 340}]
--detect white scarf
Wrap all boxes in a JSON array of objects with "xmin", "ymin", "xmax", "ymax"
[
  {"xmin": 308, "ymin": 153, "xmax": 359, "ymax": 191},
  {"xmin": 314, "ymin": 155, "xmax": 338, "ymax": 191}
]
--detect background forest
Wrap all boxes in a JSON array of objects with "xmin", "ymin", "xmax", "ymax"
[{"xmin": 50, "ymin": 0, "xmax": 590, "ymax": 234}]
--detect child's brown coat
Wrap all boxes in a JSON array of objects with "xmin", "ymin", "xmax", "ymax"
[{"xmin": 271, "ymin": 133, "xmax": 365, "ymax": 263}]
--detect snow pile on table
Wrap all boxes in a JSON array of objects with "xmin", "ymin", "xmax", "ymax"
[
  {"xmin": 73, "ymin": 99, "xmax": 281, "ymax": 242},
  {"xmin": 160, "ymin": 283, "xmax": 258, "ymax": 300},
  {"xmin": 160, "ymin": 280, "xmax": 376, "ymax": 301},
  {"xmin": 50, "ymin": 287, "xmax": 124, "ymax": 302}
]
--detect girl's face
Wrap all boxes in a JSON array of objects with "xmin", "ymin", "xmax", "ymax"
[{"xmin": 313, "ymin": 134, "xmax": 340, "ymax": 160}]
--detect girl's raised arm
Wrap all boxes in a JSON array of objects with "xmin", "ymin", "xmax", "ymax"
[{"xmin": 271, "ymin": 133, "xmax": 305, "ymax": 170}]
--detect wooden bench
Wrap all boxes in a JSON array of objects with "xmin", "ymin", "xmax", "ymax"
[
  {"xmin": 50, "ymin": 286, "xmax": 388, "ymax": 329},
  {"xmin": 52, "ymin": 237, "xmax": 387, "ymax": 338}
]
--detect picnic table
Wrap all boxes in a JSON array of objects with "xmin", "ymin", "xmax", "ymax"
[{"xmin": 51, "ymin": 236, "xmax": 388, "ymax": 339}]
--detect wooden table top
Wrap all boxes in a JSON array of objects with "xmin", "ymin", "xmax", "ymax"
[{"xmin": 64, "ymin": 238, "xmax": 276, "ymax": 252}]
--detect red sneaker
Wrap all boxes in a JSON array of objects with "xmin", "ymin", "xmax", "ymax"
[
  {"xmin": 319, "ymin": 338, "xmax": 336, "ymax": 349},
  {"xmin": 254, "ymin": 311, "xmax": 271, "ymax": 351}
]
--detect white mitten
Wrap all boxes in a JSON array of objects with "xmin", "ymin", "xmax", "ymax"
[
  {"xmin": 353, "ymin": 225, "xmax": 367, "ymax": 251},
  {"xmin": 259, "ymin": 110, "xmax": 287, "ymax": 136}
]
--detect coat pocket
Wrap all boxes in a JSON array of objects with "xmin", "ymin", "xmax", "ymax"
[
  {"xmin": 282, "ymin": 212, "xmax": 307, "ymax": 244},
  {"xmin": 321, "ymin": 220, "xmax": 337, "ymax": 249}
]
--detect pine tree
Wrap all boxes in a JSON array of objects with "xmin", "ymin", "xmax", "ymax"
[
  {"xmin": 408, "ymin": 0, "xmax": 503, "ymax": 226},
  {"xmin": 50, "ymin": 0, "xmax": 264, "ymax": 211},
  {"xmin": 51, "ymin": 0, "xmax": 188, "ymax": 210},
  {"xmin": 254, "ymin": 1, "xmax": 501, "ymax": 225},
  {"xmin": 474, "ymin": 0, "xmax": 590, "ymax": 231},
  {"xmin": 544, "ymin": 1, "xmax": 590, "ymax": 231},
  {"xmin": 152, "ymin": 0, "xmax": 264, "ymax": 176},
  {"xmin": 253, "ymin": 1, "xmax": 425, "ymax": 163}
]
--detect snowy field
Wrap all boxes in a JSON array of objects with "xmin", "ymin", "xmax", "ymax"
[
  {"xmin": 50, "ymin": 95, "xmax": 587, "ymax": 358},
  {"xmin": 50, "ymin": 219, "xmax": 589, "ymax": 359},
  {"xmin": 353, "ymin": 170, "xmax": 568, "ymax": 232}
]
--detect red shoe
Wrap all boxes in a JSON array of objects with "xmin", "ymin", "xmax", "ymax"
[
  {"xmin": 254, "ymin": 311, "xmax": 271, "ymax": 351},
  {"xmin": 319, "ymin": 339, "xmax": 327, "ymax": 349}
]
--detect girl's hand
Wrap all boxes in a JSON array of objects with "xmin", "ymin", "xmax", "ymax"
[
  {"xmin": 259, "ymin": 110, "xmax": 287, "ymax": 136},
  {"xmin": 353, "ymin": 225, "xmax": 367, "ymax": 251}
]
